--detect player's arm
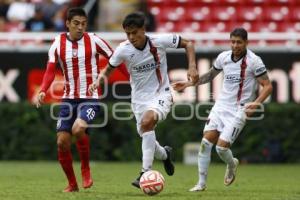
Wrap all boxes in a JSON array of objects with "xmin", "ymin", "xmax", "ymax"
[
  {"xmin": 35, "ymin": 38, "xmax": 58, "ymax": 108},
  {"xmin": 172, "ymin": 67, "xmax": 221, "ymax": 92},
  {"xmin": 88, "ymin": 64, "xmax": 115, "ymax": 95},
  {"xmin": 178, "ymin": 37, "xmax": 199, "ymax": 84},
  {"xmin": 35, "ymin": 62, "xmax": 56, "ymax": 108},
  {"xmin": 245, "ymin": 72, "xmax": 273, "ymax": 117}
]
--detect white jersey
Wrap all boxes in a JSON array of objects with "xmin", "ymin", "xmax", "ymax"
[
  {"xmin": 109, "ymin": 34, "xmax": 180, "ymax": 104},
  {"xmin": 48, "ymin": 32, "xmax": 113, "ymax": 99},
  {"xmin": 214, "ymin": 49, "xmax": 267, "ymax": 106}
]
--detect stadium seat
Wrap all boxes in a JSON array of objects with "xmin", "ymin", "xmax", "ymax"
[
  {"xmin": 237, "ymin": 6, "xmax": 264, "ymax": 21},
  {"xmin": 211, "ymin": 6, "xmax": 236, "ymax": 21},
  {"xmin": 264, "ymin": 6, "xmax": 290, "ymax": 21},
  {"xmin": 156, "ymin": 21, "xmax": 176, "ymax": 32},
  {"xmin": 290, "ymin": 7, "xmax": 300, "ymax": 21},
  {"xmin": 185, "ymin": 7, "xmax": 211, "ymax": 22},
  {"xmin": 158, "ymin": 7, "xmax": 186, "ymax": 22}
]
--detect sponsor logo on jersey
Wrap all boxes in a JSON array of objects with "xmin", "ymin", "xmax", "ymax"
[
  {"xmin": 225, "ymin": 74, "xmax": 242, "ymax": 83},
  {"xmin": 133, "ymin": 62, "xmax": 158, "ymax": 73}
]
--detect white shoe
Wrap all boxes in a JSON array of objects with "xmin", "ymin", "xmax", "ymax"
[
  {"xmin": 224, "ymin": 158, "xmax": 239, "ymax": 186},
  {"xmin": 189, "ymin": 184, "xmax": 206, "ymax": 192}
]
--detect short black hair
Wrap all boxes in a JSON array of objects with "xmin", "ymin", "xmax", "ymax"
[
  {"xmin": 122, "ymin": 12, "xmax": 145, "ymax": 29},
  {"xmin": 230, "ymin": 28, "xmax": 248, "ymax": 40},
  {"xmin": 67, "ymin": 7, "xmax": 87, "ymax": 21}
]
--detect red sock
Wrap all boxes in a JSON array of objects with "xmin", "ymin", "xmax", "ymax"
[
  {"xmin": 58, "ymin": 149, "xmax": 77, "ymax": 186},
  {"xmin": 76, "ymin": 134, "xmax": 90, "ymax": 174}
]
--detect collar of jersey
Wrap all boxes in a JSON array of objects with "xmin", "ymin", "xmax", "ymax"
[
  {"xmin": 66, "ymin": 32, "xmax": 84, "ymax": 42},
  {"xmin": 134, "ymin": 36, "xmax": 149, "ymax": 51},
  {"xmin": 231, "ymin": 49, "xmax": 247, "ymax": 63}
]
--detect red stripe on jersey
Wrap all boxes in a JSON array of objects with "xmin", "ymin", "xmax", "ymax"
[
  {"xmin": 60, "ymin": 33, "xmax": 70, "ymax": 97},
  {"xmin": 95, "ymin": 53, "xmax": 101, "ymax": 96},
  {"xmin": 84, "ymin": 33, "xmax": 93, "ymax": 97},
  {"xmin": 237, "ymin": 57, "xmax": 247, "ymax": 102},
  {"xmin": 72, "ymin": 41, "xmax": 79, "ymax": 98}
]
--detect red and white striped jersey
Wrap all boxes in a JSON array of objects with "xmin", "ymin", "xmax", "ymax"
[
  {"xmin": 213, "ymin": 49, "xmax": 267, "ymax": 107},
  {"xmin": 48, "ymin": 32, "xmax": 113, "ymax": 99}
]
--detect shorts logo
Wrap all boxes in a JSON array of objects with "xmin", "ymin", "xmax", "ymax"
[
  {"xmin": 56, "ymin": 119, "xmax": 62, "ymax": 129},
  {"xmin": 172, "ymin": 35, "xmax": 177, "ymax": 44},
  {"xmin": 158, "ymin": 100, "xmax": 164, "ymax": 106}
]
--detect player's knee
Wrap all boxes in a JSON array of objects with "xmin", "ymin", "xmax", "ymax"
[
  {"xmin": 215, "ymin": 145, "xmax": 229, "ymax": 156},
  {"xmin": 72, "ymin": 123, "xmax": 86, "ymax": 137},
  {"xmin": 57, "ymin": 139, "xmax": 70, "ymax": 151},
  {"xmin": 140, "ymin": 118, "xmax": 155, "ymax": 132}
]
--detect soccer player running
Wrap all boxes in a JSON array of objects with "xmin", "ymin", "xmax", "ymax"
[
  {"xmin": 172, "ymin": 28, "xmax": 273, "ymax": 192},
  {"xmin": 88, "ymin": 12, "xmax": 199, "ymax": 188},
  {"xmin": 35, "ymin": 8, "xmax": 115, "ymax": 192}
]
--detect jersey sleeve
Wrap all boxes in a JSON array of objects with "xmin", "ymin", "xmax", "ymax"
[
  {"xmin": 93, "ymin": 34, "xmax": 113, "ymax": 59},
  {"xmin": 109, "ymin": 45, "xmax": 124, "ymax": 68},
  {"xmin": 48, "ymin": 38, "xmax": 59, "ymax": 63},
  {"xmin": 253, "ymin": 56, "xmax": 267, "ymax": 77},
  {"xmin": 213, "ymin": 53, "xmax": 224, "ymax": 70},
  {"xmin": 158, "ymin": 34, "xmax": 181, "ymax": 49}
]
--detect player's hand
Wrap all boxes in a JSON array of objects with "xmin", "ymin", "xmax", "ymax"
[
  {"xmin": 245, "ymin": 102, "xmax": 259, "ymax": 117},
  {"xmin": 88, "ymin": 81, "xmax": 99, "ymax": 95},
  {"xmin": 35, "ymin": 92, "xmax": 46, "ymax": 108},
  {"xmin": 187, "ymin": 66, "xmax": 199, "ymax": 84},
  {"xmin": 172, "ymin": 81, "xmax": 193, "ymax": 92}
]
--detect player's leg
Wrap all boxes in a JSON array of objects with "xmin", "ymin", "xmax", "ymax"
[
  {"xmin": 56, "ymin": 101, "xmax": 78, "ymax": 192},
  {"xmin": 57, "ymin": 131, "xmax": 79, "ymax": 192},
  {"xmin": 131, "ymin": 110, "xmax": 158, "ymax": 188},
  {"xmin": 216, "ymin": 107, "xmax": 246, "ymax": 186},
  {"xmin": 189, "ymin": 130, "xmax": 218, "ymax": 192},
  {"xmin": 72, "ymin": 101, "xmax": 100, "ymax": 189}
]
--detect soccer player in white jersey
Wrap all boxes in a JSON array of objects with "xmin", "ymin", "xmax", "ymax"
[
  {"xmin": 172, "ymin": 28, "xmax": 273, "ymax": 191},
  {"xmin": 89, "ymin": 12, "xmax": 199, "ymax": 188},
  {"xmin": 34, "ymin": 8, "xmax": 121, "ymax": 192}
]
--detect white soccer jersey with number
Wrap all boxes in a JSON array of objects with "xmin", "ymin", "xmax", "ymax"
[
  {"xmin": 109, "ymin": 34, "xmax": 180, "ymax": 104},
  {"xmin": 214, "ymin": 49, "xmax": 267, "ymax": 106}
]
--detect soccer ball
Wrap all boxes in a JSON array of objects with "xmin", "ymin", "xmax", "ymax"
[{"xmin": 139, "ymin": 170, "xmax": 165, "ymax": 196}]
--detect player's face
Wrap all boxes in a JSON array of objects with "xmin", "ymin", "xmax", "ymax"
[
  {"xmin": 230, "ymin": 36, "xmax": 248, "ymax": 58},
  {"xmin": 124, "ymin": 26, "xmax": 146, "ymax": 49},
  {"xmin": 66, "ymin": 16, "xmax": 87, "ymax": 40}
]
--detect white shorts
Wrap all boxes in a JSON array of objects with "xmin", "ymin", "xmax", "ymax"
[
  {"xmin": 204, "ymin": 104, "xmax": 247, "ymax": 144},
  {"xmin": 132, "ymin": 93, "xmax": 173, "ymax": 136}
]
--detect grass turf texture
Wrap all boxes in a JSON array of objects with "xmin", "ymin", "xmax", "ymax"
[{"xmin": 0, "ymin": 162, "xmax": 299, "ymax": 200}]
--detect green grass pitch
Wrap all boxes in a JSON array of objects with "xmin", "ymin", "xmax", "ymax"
[{"xmin": 0, "ymin": 161, "xmax": 299, "ymax": 200}]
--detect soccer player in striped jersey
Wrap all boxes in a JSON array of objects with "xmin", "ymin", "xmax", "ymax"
[
  {"xmin": 35, "ymin": 7, "xmax": 117, "ymax": 192},
  {"xmin": 172, "ymin": 28, "xmax": 273, "ymax": 192},
  {"xmin": 89, "ymin": 12, "xmax": 199, "ymax": 189}
]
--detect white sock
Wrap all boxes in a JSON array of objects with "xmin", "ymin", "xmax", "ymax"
[
  {"xmin": 215, "ymin": 146, "xmax": 235, "ymax": 168},
  {"xmin": 198, "ymin": 138, "xmax": 213, "ymax": 186},
  {"xmin": 142, "ymin": 131, "xmax": 156, "ymax": 172},
  {"xmin": 154, "ymin": 141, "xmax": 167, "ymax": 160}
]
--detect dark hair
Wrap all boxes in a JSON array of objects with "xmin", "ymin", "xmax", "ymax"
[
  {"xmin": 122, "ymin": 12, "xmax": 145, "ymax": 29},
  {"xmin": 67, "ymin": 7, "xmax": 87, "ymax": 21},
  {"xmin": 230, "ymin": 28, "xmax": 248, "ymax": 40}
]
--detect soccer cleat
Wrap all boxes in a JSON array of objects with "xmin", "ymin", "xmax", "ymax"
[
  {"xmin": 63, "ymin": 184, "xmax": 79, "ymax": 192},
  {"xmin": 131, "ymin": 172, "xmax": 144, "ymax": 189},
  {"xmin": 189, "ymin": 184, "xmax": 207, "ymax": 192},
  {"xmin": 224, "ymin": 158, "xmax": 239, "ymax": 186},
  {"xmin": 82, "ymin": 169, "xmax": 93, "ymax": 189},
  {"xmin": 163, "ymin": 146, "xmax": 175, "ymax": 176}
]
